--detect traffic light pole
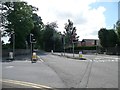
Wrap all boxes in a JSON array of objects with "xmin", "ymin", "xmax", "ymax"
[
  {"xmin": 30, "ymin": 33, "xmax": 36, "ymax": 61},
  {"xmin": 31, "ymin": 42, "xmax": 32, "ymax": 60},
  {"xmin": 13, "ymin": 32, "xmax": 15, "ymax": 60},
  {"xmin": 30, "ymin": 34, "xmax": 33, "ymax": 61}
]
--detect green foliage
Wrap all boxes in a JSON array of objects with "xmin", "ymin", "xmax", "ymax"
[
  {"xmin": 65, "ymin": 46, "xmax": 96, "ymax": 53},
  {"xmin": 41, "ymin": 22, "xmax": 62, "ymax": 51},
  {"xmin": 64, "ymin": 19, "xmax": 79, "ymax": 47},
  {"xmin": 98, "ymin": 28, "xmax": 108, "ymax": 48},
  {"xmin": 75, "ymin": 46, "xmax": 96, "ymax": 50},
  {"xmin": 30, "ymin": 13, "xmax": 44, "ymax": 48},
  {"xmin": 3, "ymin": 2, "xmax": 35, "ymax": 49},
  {"xmin": 2, "ymin": 43, "xmax": 11, "ymax": 49},
  {"xmin": 116, "ymin": 20, "xmax": 120, "ymax": 46},
  {"xmin": 107, "ymin": 29, "xmax": 118, "ymax": 47},
  {"xmin": 2, "ymin": 2, "xmax": 45, "ymax": 49},
  {"xmin": 98, "ymin": 28, "xmax": 118, "ymax": 48}
]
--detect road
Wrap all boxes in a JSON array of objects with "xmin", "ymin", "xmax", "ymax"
[
  {"xmin": 2, "ymin": 53, "xmax": 119, "ymax": 89},
  {"xmin": 40, "ymin": 53, "xmax": 118, "ymax": 88}
]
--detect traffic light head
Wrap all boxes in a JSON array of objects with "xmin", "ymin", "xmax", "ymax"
[{"xmin": 30, "ymin": 34, "xmax": 36, "ymax": 43}]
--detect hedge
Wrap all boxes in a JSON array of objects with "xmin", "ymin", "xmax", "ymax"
[{"xmin": 65, "ymin": 46, "xmax": 97, "ymax": 51}]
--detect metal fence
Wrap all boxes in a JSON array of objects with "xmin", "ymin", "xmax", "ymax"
[{"xmin": 2, "ymin": 49, "xmax": 30, "ymax": 57}]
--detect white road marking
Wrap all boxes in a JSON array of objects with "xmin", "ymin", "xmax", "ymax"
[
  {"xmin": 0, "ymin": 79, "xmax": 52, "ymax": 89},
  {"xmin": 5, "ymin": 66, "xmax": 14, "ymax": 69},
  {"xmin": 37, "ymin": 56, "xmax": 44, "ymax": 62},
  {"xmin": 40, "ymin": 59, "xmax": 44, "ymax": 62}
]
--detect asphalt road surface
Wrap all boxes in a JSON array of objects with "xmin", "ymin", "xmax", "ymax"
[
  {"xmin": 40, "ymin": 54, "xmax": 118, "ymax": 88},
  {"xmin": 2, "ymin": 53, "xmax": 119, "ymax": 89}
]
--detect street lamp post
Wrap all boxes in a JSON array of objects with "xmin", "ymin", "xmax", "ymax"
[{"xmin": 11, "ymin": 31, "xmax": 15, "ymax": 60}]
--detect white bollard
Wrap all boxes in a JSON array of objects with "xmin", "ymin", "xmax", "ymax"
[
  {"xmin": 51, "ymin": 50, "xmax": 53, "ymax": 54},
  {"xmin": 9, "ymin": 52, "xmax": 13, "ymax": 60}
]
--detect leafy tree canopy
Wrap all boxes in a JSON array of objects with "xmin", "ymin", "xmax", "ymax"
[
  {"xmin": 98, "ymin": 28, "xmax": 118, "ymax": 48},
  {"xmin": 64, "ymin": 19, "xmax": 79, "ymax": 47}
]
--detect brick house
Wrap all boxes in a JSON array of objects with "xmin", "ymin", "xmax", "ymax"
[{"xmin": 77, "ymin": 39, "xmax": 99, "ymax": 47}]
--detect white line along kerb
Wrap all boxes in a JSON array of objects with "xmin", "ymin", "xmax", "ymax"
[{"xmin": 0, "ymin": 79, "xmax": 52, "ymax": 89}]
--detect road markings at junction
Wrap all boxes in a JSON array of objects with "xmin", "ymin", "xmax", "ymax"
[
  {"xmin": 93, "ymin": 60, "xmax": 118, "ymax": 62},
  {"xmin": 0, "ymin": 79, "xmax": 52, "ymax": 89},
  {"xmin": 77, "ymin": 59, "xmax": 118, "ymax": 63},
  {"xmin": 5, "ymin": 66, "xmax": 14, "ymax": 69},
  {"xmin": 40, "ymin": 59, "xmax": 44, "ymax": 62},
  {"xmin": 37, "ymin": 56, "xmax": 44, "ymax": 62}
]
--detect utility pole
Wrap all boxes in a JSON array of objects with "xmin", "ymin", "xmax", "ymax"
[
  {"xmin": 13, "ymin": 31, "xmax": 15, "ymax": 59},
  {"xmin": 11, "ymin": 31, "xmax": 15, "ymax": 60}
]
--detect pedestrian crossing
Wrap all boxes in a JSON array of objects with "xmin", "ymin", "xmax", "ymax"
[
  {"xmin": 87, "ymin": 57, "xmax": 119, "ymax": 62},
  {"xmin": 93, "ymin": 59, "xmax": 118, "ymax": 63},
  {"xmin": 78, "ymin": 56, "xmax": 119, "ymax": 62}
]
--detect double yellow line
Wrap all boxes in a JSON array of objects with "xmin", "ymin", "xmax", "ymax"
[{"xmin": 1, "ymin": 79, "xmax": 52, "ymax": 89}]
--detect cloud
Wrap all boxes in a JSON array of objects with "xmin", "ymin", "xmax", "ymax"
[{"xmin": 24, "ymin": 0, "xmax": 106, "ymax": 41}]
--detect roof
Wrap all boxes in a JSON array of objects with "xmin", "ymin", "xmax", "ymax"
[{"xmin": 82, "ymin": 39, "xmax": 99, "ymax": 42}]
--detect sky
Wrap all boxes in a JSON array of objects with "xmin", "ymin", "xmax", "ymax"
[
  {"xmin": 1, "ymin": 0, "xmax": 119, "ymax": 43},
  {"xmin": 23, "ymin": 0, "xmax": 119, "ymax": 41}
]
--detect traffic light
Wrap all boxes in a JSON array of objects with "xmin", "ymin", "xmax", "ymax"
[{"xmin": 30, "ymin": 34, "xmax": 36, "ymax": 43}]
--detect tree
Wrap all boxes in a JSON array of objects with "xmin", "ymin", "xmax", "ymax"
[
  {"xmin": 116, "ymin": 20, "xmax": 120, "ymax": 46},
  {"xmin": 64, "ymin": 19, "xmax": 79, "ymax": 47},
  {"xmin": 107, "ymin": 29, "xmax": 118, "ymax": 47},
  {"xmin": 27, "ymin": 13, "xmax": 44, "ymax": 49},
  {"xmin": 41, "ymin": 22, "xmax": 62, "ymax": 51},
  {"xmin": 98, "ymin": 28, "xmax": 118, "ymax": 48},
  {"xmin": 2, "ymin": 2, "xmax": 35, "ymax": 48}
]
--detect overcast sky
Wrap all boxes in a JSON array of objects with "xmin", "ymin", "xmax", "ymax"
[
  {"xmin": 23, "ymin": 0, "xmax": 118, "ymax": 41},
  {"xmin": 1, "ymin": 0, "xmax": 119, "ymax": 43}
]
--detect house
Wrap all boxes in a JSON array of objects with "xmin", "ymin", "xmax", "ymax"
[{"xmin": 77, "ymin": 39, "xmax": 99, "ymax": 47}]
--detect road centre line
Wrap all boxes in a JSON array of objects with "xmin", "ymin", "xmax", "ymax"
[{"xmin": 0, "ymin": 79, "xmax": 52, "ymax": 89}]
